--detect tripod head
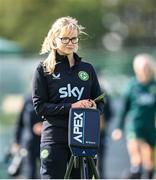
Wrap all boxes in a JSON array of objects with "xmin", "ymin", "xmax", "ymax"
[{"xmin": 68, "ymin": 108, "xmax": 100, "ymax": 157}]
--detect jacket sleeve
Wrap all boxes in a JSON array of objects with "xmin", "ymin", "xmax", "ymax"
[
  {"xmin": 32, "ymin": 64, "xmax": 71, "ymax": 118},
  {"xmin": 90, "ymin": 65, "xmax": 104, "ymax": 114}
]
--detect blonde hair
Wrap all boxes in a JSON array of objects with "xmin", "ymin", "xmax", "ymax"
[
  {"xmin": 133, "ymin": 53, "xmax": 155, "ymax": 72},
  {"xmin": 40, "ymin": 16, "xmax": 86, "ymax": 73},
  {"xmin": 133, "ymin": 53, "xmax": 156, "ymax": 81}
]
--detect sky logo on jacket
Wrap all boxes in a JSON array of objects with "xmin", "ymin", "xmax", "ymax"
[{"xmin": 59, "ymin": 84, "xmax": 84, "ymax": 100}]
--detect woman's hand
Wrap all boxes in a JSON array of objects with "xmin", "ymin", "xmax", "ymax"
[
  {"xmin": 111, "ymin": 128, "xmax": 122, "ymax": 141},
  {"xmin": 11, "ymin": 143, "xmax": 21, "ymax": 154},
  {"xmin": 33, "ymin": 122, "xmax": 43, "ymax": 136},
  {"xmin": 89, "ymin": 99, "xmax": 97, "ymax": 109},
  {"xmin": 72, "ymin": 99, "xmax": 97, "ymax": 109}
]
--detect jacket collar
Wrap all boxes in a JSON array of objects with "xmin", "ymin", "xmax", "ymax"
[{"xmin": 56, "ymin": 51, "xmax": 81, "ymax": 66}]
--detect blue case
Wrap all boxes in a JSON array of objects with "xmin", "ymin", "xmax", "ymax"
[{"xmin": 68, "ymin": 108, "xmax": 100, "ymax": 157}]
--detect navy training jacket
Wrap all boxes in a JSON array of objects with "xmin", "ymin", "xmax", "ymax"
[{"xmin": 32, "ymin": 52, "xmax": 104, "ymax": 143}]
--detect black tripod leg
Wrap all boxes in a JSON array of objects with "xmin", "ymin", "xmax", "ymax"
[
  {"xmin": 84, "ymin": 157, "xmax": 89, "ymax": 179},
  {"xmin": 88, "ymin": 157, "xmax": 99, "ymax": 179},
  {"xmin": 80, "ymin": 157, "xmax": 86, "ymax": 179},
  {"xmin": 64, "ymin": 155, "xmax": 75, "ymax": 179}
]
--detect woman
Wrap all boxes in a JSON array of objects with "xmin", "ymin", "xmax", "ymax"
[
  {"xmin": 112, "ymin": 53, "xmax": 156, "ymax": 179},
  {"xmin": 32, "ymin": 16, "xmax": 104, "ymax": 179}
]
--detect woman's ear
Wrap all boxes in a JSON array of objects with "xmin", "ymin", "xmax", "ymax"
[{"xmin": 52, "ymin": 40, "xmax": 57, "ymax": 49}]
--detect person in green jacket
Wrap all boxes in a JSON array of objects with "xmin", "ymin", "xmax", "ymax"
[{"xmin": 112, "ymin": 53, "xmax": 156, "ymax": 179}]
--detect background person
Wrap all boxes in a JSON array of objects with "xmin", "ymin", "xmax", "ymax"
[
  {"xmin": 112, "ymin": 53, "xmax": 156, "ymax": 179},
  {"xmin": 10, "ymin": 94, "xmax": 42, "ymax": 179},
  {"xmin": 97, "ymin": 93, "xmax": 112, "ymax": 179},
  {"xmin": 32, "ymin": 16, "xmax": 104, "ymax": 179}
]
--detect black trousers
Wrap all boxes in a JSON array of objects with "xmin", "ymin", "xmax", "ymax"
[
  {"xmin": 97, "ymin": 131, "xmax": 105, "ymax": 179},
  {"xmin": 40, "ymin": 143, "xmax": 80, "ymax": 179},
  {"xmin": 23, "ymin": 142, "xmax": 40, "ymax": 179}
]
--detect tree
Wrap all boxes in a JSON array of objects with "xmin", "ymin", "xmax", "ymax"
[{"xmin": 0, "ymin": 0, "xmax": 104, "ymax": 53}]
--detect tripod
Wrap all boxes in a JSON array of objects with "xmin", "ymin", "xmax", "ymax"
[
  {"xmin": 66, "ymin": 108, "xmax": 100, "ymax": 179},
  {"xmin": 64, "ymin": 155, "xmax": 99, "ymax": 179}
]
